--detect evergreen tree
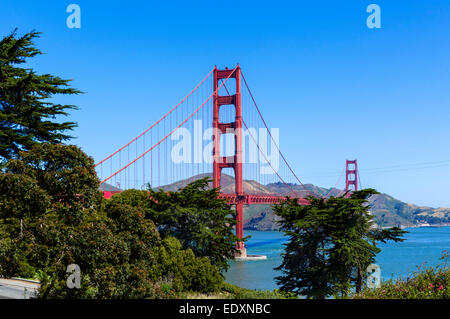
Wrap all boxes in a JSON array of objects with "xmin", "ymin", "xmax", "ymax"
[
  {"xmin": 273, "ymin": 189, "xmax": 407, "ymax": 299},
  {"xmin": 0, "ymin": 29, "xmax": 81, "ymax": 161}
]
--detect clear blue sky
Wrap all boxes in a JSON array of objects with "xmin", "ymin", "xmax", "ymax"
[{"xmin": 1, "ymin": 1, "xmax": 450, "ymax": 207}]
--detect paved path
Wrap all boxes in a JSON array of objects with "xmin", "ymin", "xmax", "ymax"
[{"xmin": 0, "ymin": 278, "xmax": 40, "ymax": 299}]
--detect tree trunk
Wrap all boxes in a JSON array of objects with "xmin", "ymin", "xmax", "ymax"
[{"xmin": 356, "ymin": 267, "xmax": 363, "ymax": 293}]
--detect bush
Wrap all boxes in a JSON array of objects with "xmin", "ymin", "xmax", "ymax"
[{"xmin": 151, "ymin": 237, "xmax": 223, "ymax": 293}]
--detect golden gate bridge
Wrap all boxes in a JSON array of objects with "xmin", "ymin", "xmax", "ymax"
[{"xmin": 95, "ymin": 65, "xmax": 359, "ymax": 257}]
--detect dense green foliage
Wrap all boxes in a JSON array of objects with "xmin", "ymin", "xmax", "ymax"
[
  {"xmin": 273, "ymin": 189, "xmax": 407, "ymax": 299},
  {"xmin": 0, "ymin": 144, "xmax": 224, "ymax": 298},
  {"xmin": 354, "ymin": 251, "xmax": 450, "ymax": 299},
  {"xmin": 107, "ymin": 179, "xmax": 240, "ymax": 272},
  {"xmin": 0, "ymin": 30, "xmax": 80, "ymax": 161}
]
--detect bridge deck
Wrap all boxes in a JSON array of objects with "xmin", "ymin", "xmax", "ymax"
[{"xmin": 102, "ymin": 191, "xmax": 309, "ymax": 205}]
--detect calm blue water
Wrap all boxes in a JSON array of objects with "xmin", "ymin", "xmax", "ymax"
[{"xmin": 224, "ymin": 227, "xmax": 450, "ymax": 291}]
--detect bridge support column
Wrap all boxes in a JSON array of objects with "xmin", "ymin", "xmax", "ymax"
[
  {"xmin": 235, "ymin": 202, "xmax": 246, "ymax": 258},
  {"xmin": 213, "ymin": 65, "xmax": 246, "ymax": 258}
]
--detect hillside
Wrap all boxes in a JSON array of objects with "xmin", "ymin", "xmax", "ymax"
[
  {"xmin": 99, "ymin": 182, "xmax": 121, "ymax": 192},
  {"xmin": 153, "ymin": 174, "xmax": 450, "ymax": 230}
]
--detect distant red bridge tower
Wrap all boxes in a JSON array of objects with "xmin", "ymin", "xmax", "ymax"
[
  {"xmin": 212, "ymin": 65, "xmax": 246, "ymax": 258},
  {"xmin": 345, "ymin": 159, "xmax": 358, "ymax": 193}
]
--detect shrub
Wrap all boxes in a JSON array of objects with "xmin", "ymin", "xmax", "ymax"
[{"xmin": 151, "ymin": 237, "xmax": 223, "ymax": 293}]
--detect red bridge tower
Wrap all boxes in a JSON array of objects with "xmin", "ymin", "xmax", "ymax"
[
  {"xmin": 212, "ymin": 65, "xmax": 246, "ymax": 258},
  {"xmin": 345, "ymin": 159, "xmax": 358, "ymax": 193}
]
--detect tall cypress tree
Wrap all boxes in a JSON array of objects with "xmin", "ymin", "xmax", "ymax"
[
  {"xmin": 0, "ymin": 29, "xmax": 81, "ymax": 161},
  {"xmin": 273, "ymin": 189, "xmax": 407, "ymax": 299}
]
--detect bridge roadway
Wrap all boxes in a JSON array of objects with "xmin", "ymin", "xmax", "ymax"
[
  {"xmin": 217, "ymin": 193, "xmax": 310, "ymax": 205},
  {"xmin": 102, "ymin": 191, "xmax": 309, "ymax": 205}
]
